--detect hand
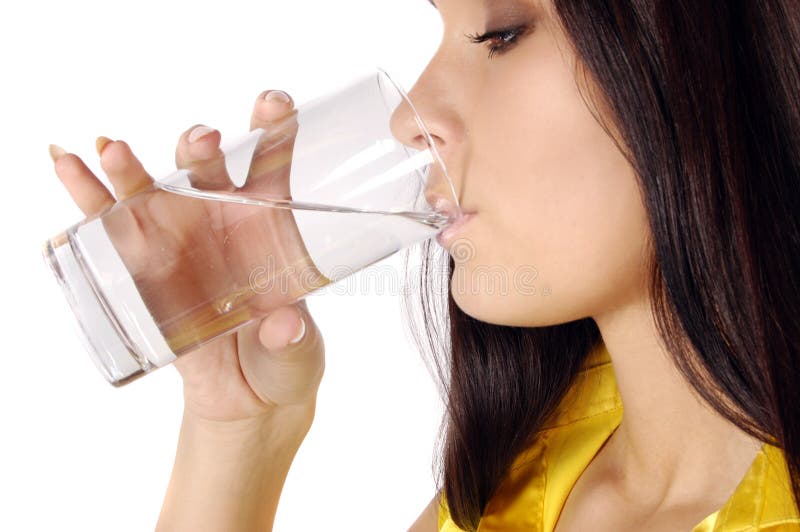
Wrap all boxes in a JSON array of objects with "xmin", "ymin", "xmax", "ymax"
[{"xmin": 49, "ymin": 90, "xmax": 326, "ymax": 428}]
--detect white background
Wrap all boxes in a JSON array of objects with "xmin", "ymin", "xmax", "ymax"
[{"xmin": 0, "ymin": 1, "xmax": 448, "ymax": 530}]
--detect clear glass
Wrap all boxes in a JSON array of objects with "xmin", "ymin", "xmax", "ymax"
[{"xmin": 42, "ymin": 67, "xmax": 461, "ymax": 387}]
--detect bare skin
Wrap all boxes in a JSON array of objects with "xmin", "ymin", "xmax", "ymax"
[
  {"xmin": 50, "ymin": 91, "xmax": 327, "ymax": 530},
  {"xmin": 554, "ymin": 301, "xmax": 763, "ymax": 532},
  {"xmin": 402, "ymin": 0, "xmax": 764, "ymax": 529},
  {"xmin": 49, "ymin": 0, "xmax": 765, "ymax": 528}
]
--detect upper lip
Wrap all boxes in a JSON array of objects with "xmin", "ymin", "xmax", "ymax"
[
  {"xmin": 433, "ymin": 198, "xmax": 477, "ymax": 221},
  {"xmin": 433, "ymin": 198, "xmax": 457, "ymax": 220},
  {"xmin": 452, "ymin": 206, "xmax": 477, "ymax": 220}
]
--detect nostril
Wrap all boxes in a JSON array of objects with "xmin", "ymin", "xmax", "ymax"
[
  {"xmin": 422, "ymin": 133, "xmax": 446, "ymax": 154},
  {"xmin": 416, "ymin": 135, "xmax": 429, "ymax": 151}
]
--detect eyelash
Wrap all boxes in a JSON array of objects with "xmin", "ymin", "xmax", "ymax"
[{"xmin": 465, "ymin": 25, "xmax": 529, "ymax": 59}]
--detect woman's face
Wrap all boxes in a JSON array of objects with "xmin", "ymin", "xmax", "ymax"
[{"xmin": 392, "ymin": 0, "xmax": 652, "ymax": 327}]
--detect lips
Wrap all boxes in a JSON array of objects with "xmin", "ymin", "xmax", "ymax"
[
  {"xmin": 434, "ymin": 198, "xmax": 459, "ymax": 222},
  {"xmin": 436, "ymin": 212, "xmax": 476, "ymax": 249},
  {"xmin": 433, "ymin": 197, "xmax": 477, "ymax": 220}
]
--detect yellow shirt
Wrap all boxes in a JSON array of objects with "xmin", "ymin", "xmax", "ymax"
[{"xmin": 438, "ymin": 340, "xmax": 800, "ymax": 531}]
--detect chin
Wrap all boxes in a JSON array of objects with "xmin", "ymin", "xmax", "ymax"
[
  {"xmin": 450, "ymin": 290, "xmax": 519, "ymax": 325},
  {"xmin": 450, "ymin": 288, "xmax": 575, "ymax": 328}
]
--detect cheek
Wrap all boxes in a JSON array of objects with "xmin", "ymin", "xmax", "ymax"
[
  {"xmin": 453, "ymin": 69, "xmax": 651, "ymax": 325},
  {"xmin": 451, "ymin": 165, "xmax": 651, "ymax": 326}
]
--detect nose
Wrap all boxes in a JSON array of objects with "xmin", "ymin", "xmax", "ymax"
[{"xmin": 387, "ymin": 73, "xmax": 463, "ymax": 220}]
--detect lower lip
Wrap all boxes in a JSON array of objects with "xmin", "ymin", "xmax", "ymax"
[{"xmin": 436, "ymin": 213, "xmax": 476, "ymax": 249}]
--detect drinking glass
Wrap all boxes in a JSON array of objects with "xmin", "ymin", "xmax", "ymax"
[{"xmin": 42, "ymin": 67, "xmax": 461, "ymax": 387}]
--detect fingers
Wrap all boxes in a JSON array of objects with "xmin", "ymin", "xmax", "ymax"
[
  {"xmin": 175, "ymin": 124, "xmax": 235, "ymax": 191},
  {"xmin": 49, "ymin": 138, "xmax": 157, "ymax": 216},
  {"xmin": 258, "ymin": 303, "xmax": 308, "ymax": 350},
  {"xmin": 249, "ymin": 89, "xmax": 295, "ymax": 131},
  {"xmin": 243, "ymin": 90, "xmax": 300, "ymax": 195},
  {"xmin": 237, "ymin": 300, "xmax": 325, "ymax": 408},
  {"xmin": 96, "ymin": 137, "xmax": 155, "ymax": 200},
  {"xmin": 171, "ymin": 90, "xmax": 298, "ymax": 194},
  {"xmin": 50, "ymin": 144, "xmax": 116, "ymax": 217},
  {"xmin": 256, "ymin": 299, "xmax": 311, "ymax": 351}
]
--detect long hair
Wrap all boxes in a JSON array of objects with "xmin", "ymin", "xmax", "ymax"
[{"xmin": 401, "ymin": 1, "xmax": 800, "ymax": 530}]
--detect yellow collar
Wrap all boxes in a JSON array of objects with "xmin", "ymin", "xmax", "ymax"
[{"xmin": 440, "ymin": 341, "xmax": 799, "ymax": 531}]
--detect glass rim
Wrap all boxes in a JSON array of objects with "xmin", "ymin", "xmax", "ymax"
[{"xmin": 376, "ymin": 66, "xmax": 461, "ymax": 215}]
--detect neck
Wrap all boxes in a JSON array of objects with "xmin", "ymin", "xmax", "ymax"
[{"xmin": 592, "ymin": 297, "xmax": 763, "ymax": 509}]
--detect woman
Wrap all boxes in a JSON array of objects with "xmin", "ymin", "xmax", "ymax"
[{"xmin": 48, "ymin": 0, "xmax": 800, "ymax": 530}]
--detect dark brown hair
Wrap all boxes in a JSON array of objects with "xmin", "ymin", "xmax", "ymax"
[{"xmin": 402, "ymin": 1, "xmax": 800, "ymax": 530}]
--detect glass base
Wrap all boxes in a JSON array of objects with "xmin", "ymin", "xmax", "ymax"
[{"xmin": 43, "ymin": 231, "xmax": 172, "ymax": 387}]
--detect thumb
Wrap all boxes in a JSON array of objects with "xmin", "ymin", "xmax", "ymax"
[
  {"xmin": 237, "ymin": 301, "xmax": 325, "ymax": 408},
  {"xmin": 258, "ymin": 302, "xmax": 308, "ymax": 351}
]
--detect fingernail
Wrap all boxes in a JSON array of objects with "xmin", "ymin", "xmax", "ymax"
[
  {"xmin": 288, "ymin": 316, "xmax": 306, "ymax": 345},
  {"xmin": 265, "ymin": 90, "xmax": 290, "ymax": 104},
  {"xmin": 49, "ymin": 144, "xmax": 67, "ymax": 163},
  {"xmin": 189, "ymin": 125, "xmax": 215, "ymax": 143},
  {"xmin": 95, "ymin": 136, "xmax": 113, "ymax": 157}
]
